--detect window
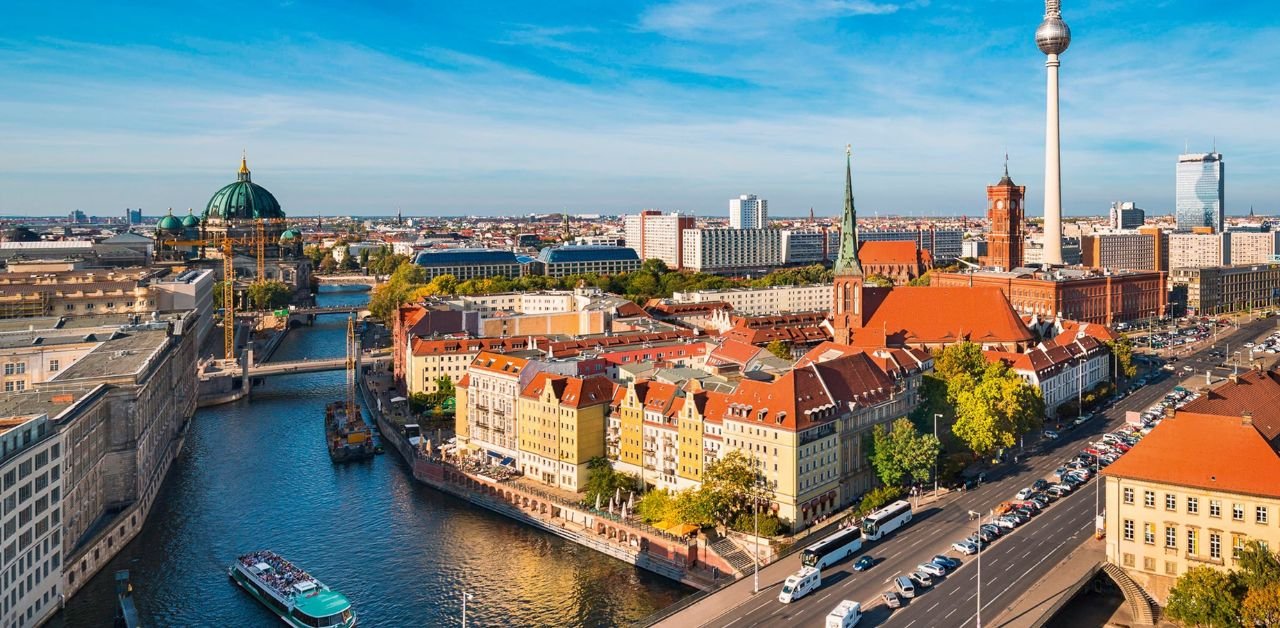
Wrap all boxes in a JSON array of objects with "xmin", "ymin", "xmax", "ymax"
[
  {"xmin": 1210, "ymin": 533, "xmax": 1221, "ymax": 560},
  {"xmin": 1166, "ymin": 494, "xmax": 1177, "ymax": 511},
  {"xmin": 48, "ymin": 360, "xmax": 58, "ymax": 373},
  {"xmin": 1166, "ymin": 527, "xmax": 1177, "ymax": 549},
  {"xmin": 1188, "ymin": 497, "xmax": 1199, "ymax": 515},
  {"xmin": 1144, "ymin": 523, "xmax": 1156, "ymax": 545},
  {"xmin": 1234, "ymin": 536, "xmax": 1247, "ymax": 560},
  {"xmin": 1233, "ymin": 503, "xmax": 1245, "ymax": 521},
  {"xmin": 1188, "ymin": 529, "xmax": 1199, "ymax": 555},
  {"xmin": 1123, "ymin": 487, "xmax": 1134, "ymax": 504},
  {"xmin": 1144, "ymin": 491, "xmax": 1155, "ymax": 508},
  {"xmin": 1210, "ymin": 501, "xmax": 1222, "ymax": 518},
  {"xmin": 1258, "ymin": 506, "xmax": 1270, "ymax": 525},
  {"xmin": 1123, "ymin": 553, "xmax": 1135, "ymax": 567}
]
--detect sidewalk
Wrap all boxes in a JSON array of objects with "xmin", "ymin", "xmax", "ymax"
[{"xmin": 988, "ymin": 539, "xmax": 1104, "ymax": 628}]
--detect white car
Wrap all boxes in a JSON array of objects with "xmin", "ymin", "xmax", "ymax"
[
  {"xmin": 993, "ymin": 517, "xmax": 1018, "ymax": 530},
  {"xmin": 1015, "ymin": 488, "xmax": 1034, "ymax": 500},
  {"xmin": 917, "ymin": 562, "xmax": 947, "ymax": 578},
  {"xmin": 952, "ymin": 540, "xmax": 979, "ymax": 555}
]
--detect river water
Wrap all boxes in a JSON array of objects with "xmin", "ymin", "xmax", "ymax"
[{"xmin": 57, "ymin": 286, "xmax": 690, "ymax": 627}]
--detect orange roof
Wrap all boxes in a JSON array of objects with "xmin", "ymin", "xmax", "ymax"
[
  {"xmin": 470, "ymin": 351, "xmax": 529, "ymax": 376},
  {"xmin": 1102, "ymin": 411, "xmax": 1280, "ymax": 499},
  {"xmin": 858, "ymin": 240, "xmax": 923, "ymax": 266},
  {"xmin": 411, "ymin": 336, "xmax": 537, "ymax": 356},
  {"xmin": 1180, "ymin": 369, "xmax": 1280, "ymax": 445},
  {"xmin": 723, "ymin": 353, "xmax": 896, "ymax": 432},
  {"xmin": 520, "ymin": 373, "xmax": 613, "ymax": 408},
  {"xmin": 707, "ymin": 339, "xmax": 764, "ymax": 366},
  {"xmin": 457, "ymin": 373, "xmax": 470, "ymax": 388},
  {"xmin": 859, "ymin": 286, "xmax": 1033, "ymax": 346}
]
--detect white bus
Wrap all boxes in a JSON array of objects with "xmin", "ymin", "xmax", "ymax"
[
  {"xmin": 800, "ymin": 527, "xmax": 863, "ymax": 570},
  {"xmin": 860, "ymin": 500, "xmax": 913, "ymax": 541}
]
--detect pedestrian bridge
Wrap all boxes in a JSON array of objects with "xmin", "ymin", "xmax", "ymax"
[{"xmin": 198, "ymin": 353, "xmax": 390, "ymax": 382}]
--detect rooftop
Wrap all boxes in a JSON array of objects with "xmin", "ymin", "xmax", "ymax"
[
  {"xmin": 1179, "ymin": 369, "xmax": 1280, "ymax": 445},
  {"xmin": 1103, "ymin": 411, "xmax": 1280, "ymax": 499},
  {"xmin": 535, "ymin": 245, "xmax": 639, "ymax": 264},
  {"xmin": 413, "ymin": 248, "xmax": 520, "ymax": 267},
  {"xmin": 51, "ymin": 329, "xmax": 172, "ymax": 383}
]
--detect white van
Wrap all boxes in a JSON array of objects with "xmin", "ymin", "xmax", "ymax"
[
  {"xmin": 778, "ymin": 566, "xmax": 821, "ymax": 603},
  {"xmin": 825, "ymin": 600, "xmax": 862, "ymax": 628},
  {"xmin": 894, "ymin": 575, "xmax": 916, "ymax": 599}
]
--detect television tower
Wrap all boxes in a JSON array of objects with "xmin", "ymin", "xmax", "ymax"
[{"xmin": 1037, "ymin": 0, "xmax": 1070, "ymax": 265}]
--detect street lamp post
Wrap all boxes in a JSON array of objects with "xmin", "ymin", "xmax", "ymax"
[
  {"xmin": 1235, "ymin": 351, "xmax": 1242, "ymax": 376},
  {"xmin": 933, "ymin": 413, "xmax": 942, "ymax": 497},
  {"xmin": 976, "ymin": 511, "xmax": 984, "ymax": 628},
  {"xmin": 461, "ymin": 590, "xmax": 473, "ymax": 628}
]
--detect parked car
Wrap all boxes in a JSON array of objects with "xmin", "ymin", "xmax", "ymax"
[
  {"xmin": 882, "ymin": 591, "xmax": 902, "ymax": 609},
  {"xmin": 1043, "ymin": 429, "xmax": 1060, "ymax": 440},
  {"xmin": 853, "ymin": 556, "xmax": 874, "ymax": 572},
  {"xmin": 909, "ymin": 572, "xmax": 933, "ymax": 588},
  {"xmin": 993, "ymin": 517, "xmax": 1017, "ymax": 530},
  {"xmin": 1015, "ymin": 488, "xmax": 1034, "ymax": 500},
  {"xmin": 918, "ymin": 562, "xmax": 947, "ymax": 578},
  {"xmin": 952, "ymin": 540, "xmax": 978, "ymax": 555},
  {"xmin": 932, "ymin": 555, "xmax": 961, "ymax": 570},
  {"xmin": 1032, "ymin": 479, "xmax": 1049, "ymax": 491}
]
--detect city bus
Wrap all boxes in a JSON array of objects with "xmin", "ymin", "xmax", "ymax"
[
  {"xmin": 800, "ymin": 526, "xmax": 863, "ymax": 570},
  {"xmin": 860, "ymin": 500, "xmax": 913, "ymax": 541}
]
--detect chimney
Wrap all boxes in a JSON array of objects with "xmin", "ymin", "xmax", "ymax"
[
  {"xmin": 1243, "ymin": 411, "xmax": 1253, "ymax": 427},
  {"xmin": 1164, "ymin": 405, "xmax": 1175, "ymax": 420},
  {"xmin": 1229, "ymin": 373, "xmax": 1240, "ymax": 384}
]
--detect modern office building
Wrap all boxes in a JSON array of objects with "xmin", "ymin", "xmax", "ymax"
[
  {"xmin": 1080, "ymin": 227, "xmax": 1168, "ymax": 272},
  {"xmin": 1109, "ymin": 202, "xmax": 1146, "ymax": 230},
  {"xmin": 780, "ymin": 229, "xmax": 837, "ymax": 265},
  {"xmin": 1170, "ymin": 264, "xmax": 1280, "ymax": 315},
  {"xmin": 671, "ymin": 284, "xmax": 832, "ymax": 315},
  {"xmin": 680, "ymin": 228, "xmax": 783, "ymax": 273},
  {"xmin": 1175, "ymin": 152, "xmax": 1225, "ymax": 233},
  {"xmin": 532, "ymin": 245, "xmax": 641, "ymax": 277},
  {"xmin": 412, "ymin": 248, "xmax": 524, "ymax": 280},
  {"xmin": 729, "ymin": 194, "xmax": 768, "ymax": 230},
  {"xmin": 1169, "ymin": 232, "xmax": 1230, "ymax": 269},
  {"xmin": 623, "ymin": 210, "xmax": 696, "ymax": 270}
]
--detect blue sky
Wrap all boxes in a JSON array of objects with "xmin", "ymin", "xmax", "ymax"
[{"xmin": 0, "ymin": 1, "xmax": 1276, "ymax": 218}]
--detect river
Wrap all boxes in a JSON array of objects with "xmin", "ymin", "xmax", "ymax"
[{"xmin": 57, "ymin": 285, "xmax": 690, "ymax": 626}]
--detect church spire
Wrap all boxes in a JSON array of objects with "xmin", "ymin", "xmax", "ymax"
[
  {"xmin": 834, "ymin": 144, "xmax": 863, "ymax": 276},
  {"xmin": 238, "ymin": 151, "xmax": 251, "ymax": 182}
]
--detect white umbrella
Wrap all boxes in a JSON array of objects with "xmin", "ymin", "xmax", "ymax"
[
  {"xmin": 615, "ymin": 487, "xmax": 621, "ymax": 502},
  {"xmin": 595, "ymin": 494, "xmax": 602, "ymax": 511},
  {"xmin": 628, "ymin": 493, "xmax": 636, "ymax": 510},
  {"xmin": 621, "ymin": 503, "xmax": 628, "ymax": 519}
]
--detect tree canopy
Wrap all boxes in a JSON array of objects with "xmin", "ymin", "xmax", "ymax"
[
  {"xmin": 1107, "ymin": 336, "xmax": 1137, "ymax": 380},
  {"xmin": 1165, "ymin": 566, "xmax": 1243, "ymax": 628},
  {"xmin": 246, "ymin": 280, "xmax": 292, "ymax": 310},
  {"xmin": 869, "ymin": 418, "xmax": 941, "ymax": 487}
]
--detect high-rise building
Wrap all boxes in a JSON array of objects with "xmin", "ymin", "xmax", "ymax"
[
  {"xmin": 1175, "ymin": 152, "xmax": 1225, "ymax": 233},
  {"xmin": 680, "ymin": 228, "xmax": 782, "ymax": 273},
  {"xmin": 729, "ymin": 194, "xmax": 768, "ymax": 229},
  {"xmin": 1109, "ymin": 202, "xmax": 1145, "ymax": 230},
  {"xmin": 858, "ymin": 228, "xmax": 964, "ymax": 261},
  {"xmin": 984, "ymin": 163, "xmax": 1026, "ymax": 270},
  {"xmin": 1169, "ymin": 232, "xmax": 1231, "ymax": 269},
  {"xmin": 125, "ymin": 208, "xmax": 143, "ymax": 225},
  {"xmin": 1080, "ymin": 227, "xmax": 1167, "ymax": 271},
  {"xmin": 68, "ymin": 209, "xmax": 87, "ymax": 223},
  {"xmin": 1036, "ymin": 0, "xmax": 1071, "ymax": 265},
  {"xmin": 623, "ymin": 210, "xmax": 696, "ymax": 270}
]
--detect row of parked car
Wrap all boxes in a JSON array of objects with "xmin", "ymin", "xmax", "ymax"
[
  {"xmin": 1135, "ymin": 388, "xmax": 1199, "ymax": 430},
  {"xmin": 1141, "ymin": 321, "xmax": 1217, "ymax": 350},
  {"xmin": 881, "ymin": 554, "xmax": 963, "ymax": 610},
  {"xmin": 1243, "ymin": 328, "xmax": 1280, "ymax": 355}
]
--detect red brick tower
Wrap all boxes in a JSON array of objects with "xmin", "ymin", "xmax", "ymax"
[{"xmin": 985, "ymin": 159, "xmax": 1026, "ymax": 270}]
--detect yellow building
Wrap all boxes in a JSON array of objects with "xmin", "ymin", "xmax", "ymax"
[
  {"xmin": 516, "ymin": 373, "xmax": 614, "ymax": 491},
  {"xmin": 405, "ymin": 337, "xmax": 535, "ymax": 396},
  {"xmin": 1104, "ymin": 388, "xmax": 1280, "ymax": 606}
]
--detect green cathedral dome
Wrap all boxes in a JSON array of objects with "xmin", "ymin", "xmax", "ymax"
[
  {"xmin": 156, "ymin": 209, "xmax": 184, "ymax": 234},
  {"xmin": 181, "ymin": 209, "xmax": 201, "ymax": 228},
  {"xmin": 203, "ymin": 156, "xmax": 284, "ymax": 222}
]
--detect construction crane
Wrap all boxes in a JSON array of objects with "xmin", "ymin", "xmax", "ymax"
[{"xmin": 159, "ymin": 217, "xmax": 280, "ymax": 360}]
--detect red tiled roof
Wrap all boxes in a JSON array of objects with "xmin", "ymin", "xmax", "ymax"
[
  {"xmin": 520, "ymin": 373, "xmax": 613, "ymax": 408},
  {"xmin": 1102, "ymin": 411, "xmax": 1280, "ymax": 499},
  {"xmin": 1180, "ymin": 369, "xmax": 1280, "ymax": 445},
  {"xmin": 858, "ymin": 240, "xmax": 923, "ymax": 266},
  {"xmin": 707, "ymin": 339, "xmax": 764, "ymax": 366},
  {"xmin": 457, "ymin": 373, "xmax": 470, "ymax": 388},
  {"xmin": 722, "ymin": 353, "xmax": 896, "ymax": 432},
  {"xmin": 470, "ymin": 351, "xmax": 529, "ymax": 376},
  {"xmin": 859, "ymin": 286, "xmax": 1033, "ymax": 346},
  {"xmin": 411, "ymin": 336, "xmax": 539, "ymax": 356}
]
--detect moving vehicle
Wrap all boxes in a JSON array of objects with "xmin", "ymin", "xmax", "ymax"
[
  {"xmin": 801, "ymin": 527, "xmax": 863, "ymax": 570},
  {"xmin": 853, "ymin": 556, "xmax": 874, "ymax": 571},
  {"xmin": 882, "ymin": 591, "xmax": 902, "ymax": 609},
  {"xmin": 894, "ymin": 576, "xmax": 916, "ymax": 598},
  {"xmin": 825, "ymin": 600, "xmax": 862, "ymax": 628},
  {"xmin": 861, "ymin": 500, "xmax": 913, "ymax": 541},
  {"xmin": 778, "ymin": 567, "xmax": 821, "ymax": 604},
  {"xmin": 229, "ymin": 551, "xmax": 357, "ymax": 628},
  {"xmin": 1043, "ymin": 428, "xmax": 1060, "ymax": 440}
]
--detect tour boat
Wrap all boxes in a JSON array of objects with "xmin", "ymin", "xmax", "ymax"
[{"xmin": 229, "ymin": 551, "xmax": 357, "ymax": 627}]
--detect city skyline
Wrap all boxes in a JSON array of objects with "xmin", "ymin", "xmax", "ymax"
[{"xmin": 1, "ymin": 1, "xmax": 1276, "ymax": 217}]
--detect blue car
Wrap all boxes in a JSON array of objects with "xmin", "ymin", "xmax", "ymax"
[{"xmin": 853, "ymin": 556, "xmax": 874, "ymax": 571}]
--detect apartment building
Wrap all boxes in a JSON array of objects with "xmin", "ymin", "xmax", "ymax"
[
  {"xmin": 516, "ymin": 374, "xmax": 613, "ymax": 491},
  {"xmin": 780, "ymin": 229, "xmax": 837, "ymax": 265},
  {"xmin": 0, "ymin": 267, "xmax": 165, "ymax": 319},
  {"xmin": 985, "ymin": 336, "xmax": 1110, "ymax": 419},
  {"xmin": 670, "ymin": 284, "xmax": 832, "ymax": 315},
  {"xmin": 624, "ymin": 211, "xmax": 695, "ymax": 270},
  {"xmin": 1228, "ymin": 231, "xmax": 1280, "ymax": 265},
  {"xmin": 1080, "ymin": 227, "xmax": 1168, "ymax": 272},
  {"xmin": 859, "ymin": 227, "xmax": 964, "ymax": 262},
  {"xmin": 680, "ymin": 228, "xmax": 783, "ymax": 273},
  {"xmin": 1171, "ymin": 264, "xmax": 1280, "ymax": 315},
  {"xmin": 1169, "ymin": 232, "xmax": 1231, "ymax": 270},
  {"xmin": 405, "ymin": 337, "xmax": 542, "ymax": 396},
  {"xmin": 1104, "ymin": 369, "xmax": 1280, "ymax": 604}
]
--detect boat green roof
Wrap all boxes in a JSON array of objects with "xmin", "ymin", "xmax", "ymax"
[{"xmin": 294, "ymin": 589, "xmax": 352, "ymax": 617}]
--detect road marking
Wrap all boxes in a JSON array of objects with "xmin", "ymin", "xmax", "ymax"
[{"xmin": 946, "ymin": 608, "xmax": 956, "ymax": 619}]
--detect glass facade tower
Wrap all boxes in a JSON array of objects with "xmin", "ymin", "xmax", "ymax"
[{"xmin": 1175, "ymin": 152, "xmax": 1224, "ymax": 233}]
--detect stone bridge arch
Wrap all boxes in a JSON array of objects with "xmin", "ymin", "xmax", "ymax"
[{"xmin": 1098, "ymin": 563, "xmax": 1158, "ymax": 625}]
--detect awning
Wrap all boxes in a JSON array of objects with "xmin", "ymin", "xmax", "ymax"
[{"xmin": 487, "ymin": 450, "xmax": 503, "ymax": 459}]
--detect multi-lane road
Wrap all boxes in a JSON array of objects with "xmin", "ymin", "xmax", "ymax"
[{"xmin": 700, "ymin": 315, "xmax": 1280, "ymax": 628}]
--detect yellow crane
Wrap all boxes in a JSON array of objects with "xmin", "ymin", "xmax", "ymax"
[{"xmin": 160, "ymin": 217, "xmax": 282, "ymax": 360}]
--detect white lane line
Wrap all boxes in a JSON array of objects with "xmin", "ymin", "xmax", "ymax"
[{"xmin": 946, "ymin": 608, "xmax": 957, "ymax": 619}]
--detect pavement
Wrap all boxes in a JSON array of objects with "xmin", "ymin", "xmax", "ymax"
[{"xmin": 654, "ymin": 315, "xmax": 1280, "ymax": 628}]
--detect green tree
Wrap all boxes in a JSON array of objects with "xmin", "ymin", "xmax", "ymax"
[
  {"xmin": 870, "ymin": 418, "xmax": 942, "ymax": 487},
  {"xmin": 672, "ymin": 489, "xmax": 718, "ymax": 528},
  {"xmin": 765, "ymin": 340, "xmax": 792, "ymax": 360},
  {"xmin": 246, "ymin": 280, "xmax": 292, "ymax": 310},
  {"xmin": 368, "ymin": 262, "xmax": 429, "ymax": 321},
  {"xmin": 582, "ymin": 457, "xmax": 638, "ymax": 507},
  {"xmin": 1106, "ymin": 336, "xmax": 1137, "ymax": 380},
  {"xmin": 865, "ymin": 273, "xmax": 894, "ymax": 287},
  {"xmin": 907, "ymin": 272, "xmax": 932, "ymax": 287},
  {"xmin": 318, "ymin": 255, "xmax": 338, "ymax": 274},
  {"xmin": 702, "ymin": 450, "xmax": 767, "ymax": 526},
  {"xmin": 934, "ymin": 342, "xmax": 988, "ymax": 393},
  {"xmin": 1237, "ymin": 540, "xmax": 1280, "ymax": 591},
  {"xmin": 303, "ymin": 245, "xmax": 328, "ymax": 268},
  {"xmin": 358, "ymin": 247, "xmax": 371, "ymax": 269},
  {"xmin": 1165, "ymin": 566, "xmax": 1243, "ymax": 628},
  {"xmin": 952, "ymin": 362, "xmax": 1044, "ymax": 456},
  {"xmin": 636, "ymin": 489, "xmax": 676, "ymax": 525},
  {"xmin": 432, "ymin": 376, "xmax": 456, "ymax": 402},
  {"xmin": 1243, "ymin": 583, "xmax": 1280, "ymax": 627}
]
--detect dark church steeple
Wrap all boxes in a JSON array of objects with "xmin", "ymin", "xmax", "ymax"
[{"xmin": 832, "ymin": 145, "xmax": 865, "ymax": 345}]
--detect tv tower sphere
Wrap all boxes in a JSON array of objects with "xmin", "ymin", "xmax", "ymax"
[{"xmin": 1036, "ymin": 0, "xmax": 1071, "ymax": 55}]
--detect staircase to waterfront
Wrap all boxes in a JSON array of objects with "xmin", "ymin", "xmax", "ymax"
[
  {"xmin": 1101, "ymin": 562, "xmax": 1159, "ymax": 625},
  {"xmin": 709, "ymin": 538, "xmax": 755, "ymax": 576}
]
